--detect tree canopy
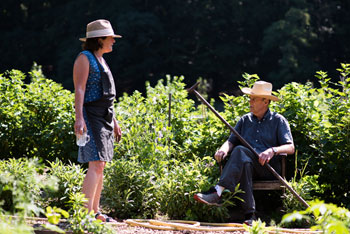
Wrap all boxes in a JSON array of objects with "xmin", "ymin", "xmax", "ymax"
[{"xmin": 0, "ymin": 0, "xmax": 349, "ymax": 96}]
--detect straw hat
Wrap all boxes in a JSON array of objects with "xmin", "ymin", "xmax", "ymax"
[
  {"xmin": 241, "ymin": 81, "xmax": 280, "ymax": 101},
  {"xmin": 79, "ymin": 19, "xmax": 122, "ymax": 42}
]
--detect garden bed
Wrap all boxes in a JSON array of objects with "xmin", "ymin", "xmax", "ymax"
[{"xmin": 19, "ymin": 216, "xmax": 320, "ymax": 234}]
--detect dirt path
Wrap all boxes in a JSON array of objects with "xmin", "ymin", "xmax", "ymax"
[{"xmin": 113, "ymin": 222, "xmax": 244, "ymax": 234}]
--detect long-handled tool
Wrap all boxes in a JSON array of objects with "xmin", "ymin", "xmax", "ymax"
[{"xmin": 187, "ymin": 82, "xmax": 309, "ymax": 208}]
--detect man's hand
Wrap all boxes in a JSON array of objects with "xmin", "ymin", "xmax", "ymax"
[
  {"xmin": 214, "ymin": 150, "xmax": 227, "ymax": 163},
  {"xmin": 258, "ymin": 148, "xmax": 275, "ymax": 166}
]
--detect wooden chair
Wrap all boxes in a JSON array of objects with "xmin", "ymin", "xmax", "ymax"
[{"xmin": 253, "ymin": 154, "xmax": 286, "ymax": 190}]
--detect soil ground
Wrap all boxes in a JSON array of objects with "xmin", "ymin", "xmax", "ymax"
[{"xmin": 113, "ymin": 222, "xmax": 244, "ymax": 234}]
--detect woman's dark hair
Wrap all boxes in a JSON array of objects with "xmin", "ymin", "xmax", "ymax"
[{"xmin": 82, "ymin": 37, "xmax": 106, "ymax": 51}]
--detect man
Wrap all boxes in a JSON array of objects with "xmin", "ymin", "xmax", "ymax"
[{"xmin": 194, "ymin": 81, "xmax": 295, "ymax": 225}]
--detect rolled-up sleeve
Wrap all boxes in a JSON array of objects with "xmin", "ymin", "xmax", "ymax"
[{"xmin": 277, "ymin": 116, "xmax": 293, "ymax": 145}]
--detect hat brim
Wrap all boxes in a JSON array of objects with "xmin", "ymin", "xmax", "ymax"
[
  {"xmin": 79, "ymin": 34, "xmax": 122, "ymax": 42},
  {"xmin": 241, "ymin": 88, "xmax": 280, "ymax": 101}
]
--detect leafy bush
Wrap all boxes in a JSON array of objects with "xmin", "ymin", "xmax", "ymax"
[
  {"xmin": 0, "ymin": 215, "xmax": 34, "ymax": 234},
  {"xmin": 0, "ymin": 64, "xmax": 76, "ymax": 162},
  {"xmin": 114, "ymin": 75, "xmax": 227, "ymax": 163},
  {"xmin": 282, "ymin": 200, "xmax": 350, "ymax": 233},
  {"xmin": 281, "ymin": 152, "xmax": 323, "ymax": 214},
  {"xmin": 41, "ymin": 159, "xmax": 85, "ymax": 210},
  {"xmin": 66, "ymin": 192, "xmax": 116, "ymax": 234},
  {"xmin": 102, "ymin": 158, "xmax": 158, "ymax": 219},
  {"xmin": 1, "ymin": 63, "xmax": 350, "ymax": 222},
  {"xmin": 273, "ymin": 64, "xmax": 350, "ymax": 206},
  {"xmin": 0, "ymin": 157, "xmax": 57, "ymax": 216},
  {"xmin": 158, "ymin": 156, "xmax": 243, "ymax": 222},
  {"xmin": 102, "ymin": 75, "xmax": 248, "ymax": 221}
]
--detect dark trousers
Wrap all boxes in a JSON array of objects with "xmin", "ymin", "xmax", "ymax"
[{"xmin": 218, "ymin": 145, "xmax": 279, "ymax": 214}]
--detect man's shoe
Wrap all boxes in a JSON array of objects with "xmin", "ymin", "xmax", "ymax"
[
  {"xmin": 243, "ymin": 213, "xmax": 257, "ymax": 226},
  {"xmin": 194, "ymin": 187, "xmax": 223, "ymax": 206}
]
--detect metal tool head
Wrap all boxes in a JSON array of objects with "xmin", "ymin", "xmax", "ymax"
[{"xmin": 186, "ymin": 81, "xmax": 201, "ymax": 93}]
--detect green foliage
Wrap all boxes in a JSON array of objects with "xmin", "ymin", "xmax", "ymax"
[
  {"xmin": 1, "ymin": 64, "xmax": 350, "ymax": 224},
  {"xmin": 282, "ymin": 200, "xmax": 350, "ymax": 233},
  {"xmin": 1, "ymin": 0, "xmax": 348, "ymax": 98},
  {"xmin": 158, "ymin": 156, "xmax": 230, "ymax": 222},
  {"xmin": 0, "ymin": 65, "xmax": 76, "ymax": 162},
  {"xmin": 0, "ymin": 215, "xmax": 34, "ymax": 234},
  {"xmin": 115, "ymin": 75, "xmax": 227, "ymax": 163},
  {"xmin": 0, "ymin": 157, "xmax": 57, "ymax": 217},
  {"xmin": 282, "ymin": 152, "xmax": 323, "ymax": 215},
  {"xmin": 262, "ymin": 3, "xmax": 318, "ymax": 85},
  {"xmin": 45, "ymin": 206, "xmax": 69, "ymax": 225},
  {"xmin": 103, "ymin": 75, "xmax": 242, "ymax": 221},
  {"xmin": 42, "ymin": 159, "xmax": 85, "ymax": 210},
  {"xmin": 273, "ymin": 64, "xmax": 350, "ymax": 206},
  {"xmin": 102, "ymin": 158, "xmax": 158, "ymax": 219},
  {"xmin": 244, "ymin": 218, "xmax": 270, "ymax": 234},
  {"xmin": 67, "ymin": 192, "xmax": 115, "ymax": 234},
  {"xmin": 42, "ymin": 206, "xmax": 69, "ymax": 233}
]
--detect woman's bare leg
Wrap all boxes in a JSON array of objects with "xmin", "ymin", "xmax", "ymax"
[
  {"xmin": 93, "ymin": 173, "xmax": 104, "ymax": 212},
  {"xmin": 82, "ymin": 161, "xmax": 105, "ymax": 213}
]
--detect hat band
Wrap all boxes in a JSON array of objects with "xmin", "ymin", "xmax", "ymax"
[{"xmin": 86, "ymin": 28, "xmax": 114, "ymax": 38}]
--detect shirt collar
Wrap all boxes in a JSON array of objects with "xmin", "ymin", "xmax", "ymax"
[{"xmin": 252, "ymin": 108, "xmax": 271, "ymax": 122}]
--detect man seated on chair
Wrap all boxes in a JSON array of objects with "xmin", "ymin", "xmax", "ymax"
[{"xmin": 194, "ymin": 81, "xmax": 295, "ymax": 225}]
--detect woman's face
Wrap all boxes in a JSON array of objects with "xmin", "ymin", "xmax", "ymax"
[{"xmin": 100, "ymin": 36, "xmax": 116, "ymax": 53}]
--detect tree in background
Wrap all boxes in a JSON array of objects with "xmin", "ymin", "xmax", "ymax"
[{"xmin": 0, "ymin": 0, "xmax": 349, "ymax": 97}]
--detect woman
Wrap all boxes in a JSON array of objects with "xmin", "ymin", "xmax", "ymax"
[{"xmin": 73, "ymin": 19, "xmax": 122, "ymax": 222}]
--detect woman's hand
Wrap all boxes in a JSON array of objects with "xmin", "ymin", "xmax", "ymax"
[
  {"xmin": 74, "ymin": 117, "xmax": 87, "ymax": 136},
  {"xmin": 113, "ymin": 118, "xmax": 122, "ymax": 142}
]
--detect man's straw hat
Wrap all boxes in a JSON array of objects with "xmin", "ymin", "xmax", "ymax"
[
  {"xmin": 241, "ymin": 81, "xmax": 280, "ymax": 101},
  {"xmin": 79, "ymin": 19, "xmax": 122, "ymax": 42}
]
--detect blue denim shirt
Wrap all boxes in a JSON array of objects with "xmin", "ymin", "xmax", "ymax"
[{"xmin": 228, "ymin": 109, "xmax": 293, "ymax": 154}]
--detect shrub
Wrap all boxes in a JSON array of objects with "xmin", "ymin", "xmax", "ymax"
[
  {"xmin": 0, "ymin": 215, "xmax": 34, "ymax": 234},
  {"xmin": 103, "ymin": 75, "xmax": 248, "ymax": 221},
  {"xmin": 102, "ymin": 158, "xmax": 158, "ymax": 219},
  {"xmin": 0, "ymin": 64, "xmax": 76, "ymax": 162},
  {"xmin": 273, "ymin": 64, "xmax": 350, "ymax": 206},
  {"xmin": 1, "ymin": 63, "xmax": 350, "ymax": 222},
  {"xmin": 0, "ymin": 157, "xmax": 57, "ymax": 216},
  {"xmin": 157, "ymin": 156, "xmax": 242, "ymax": 222},
  {"xmin": 282, "ymin": 200, "xmax": 350, "ymax": 233},
  {"xmin": 41, "ymin": 159, "xmax": 85, "ymax": 210}
]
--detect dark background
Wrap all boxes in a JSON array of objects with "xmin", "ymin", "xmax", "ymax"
[{"xmin": 1, "ymin": 0, "xmax": 349, "ymax": 98}]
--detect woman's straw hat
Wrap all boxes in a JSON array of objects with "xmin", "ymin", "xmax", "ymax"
[
  {"xmin": 241, "ymin": 81, "xmax": 280, "ymax": 101},
  {"xmin": 79, "ymin": 19, "xmax": 122, "ymax": 42}
]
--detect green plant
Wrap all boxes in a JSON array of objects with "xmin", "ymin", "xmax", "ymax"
[
  {"xmin": 67, "ymin": 192, "xmax": 115, "ymax": 234},
  {"xmin": 0, "ymin": 214, "xmax": 34, "ymax": 234},
  {"xmin": 102, "ymin": 158, "xmax": 158, "ymax": 219},
  {"xmin": 42, "ymin": 206, "xmax": 69, "ymax": 234},
  {"xmin": 244, "ymin": 218, "xmax": 269, "ymax": 234},
  {"xmin": 158, "ymin": 156, "xmax": 243, "ymax": 222},
  {"xmin": 274, "ymin": 64, "xmax": 350, "ymax": 206},
  {"xmin": 281, "ymin": 151, "xmax": 322, "ymax": 215},
  {"xmin": 0, "ymin": 65, "xmax": 76, "ymax": 162},
  {"xmin": 0, "ymin": 157, "xmax": 57, "ymax": 216},
  {"xmin": 42, "ymin": 159, "xmax": 85, "ymax": 210},
  {"xmin": 282, "ymin": 200, "xmax": 350, "ymax": 233}
]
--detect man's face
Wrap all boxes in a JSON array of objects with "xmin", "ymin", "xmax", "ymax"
[{"xmin": 249, "ymin": 96, "xmax": 269, "ymax": 115}]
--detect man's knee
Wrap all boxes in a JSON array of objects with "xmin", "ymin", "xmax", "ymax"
[
  {"xmin": 229, "ymin": 145, "xmax": 252, "ymax": 163},
  {"xmin": 232, "ymin": 145, "xmax": 249, "ymax": 154}
]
